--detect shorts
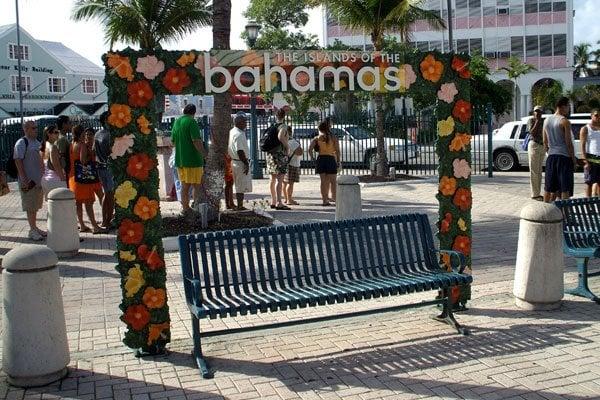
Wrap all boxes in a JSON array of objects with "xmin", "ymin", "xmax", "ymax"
[
  {"xmin": 97, "ymin": 167, "xmax": 115, "ymax": 192},
  {"xmin": 584, "ymin": 162, "xmax": 600, "ymax": 185},
  {"xmin": 544, "ymin": 154, "xmax": 574, "ymax": 194},
  {"xmin": 232, "ymin": 160, "xmax": 252, "ymax": 193},
  {"xmin": 284, "ymin": 165, "xmax": 300, "ymax": 183},
  {"xmin": 177, "ymin": 167, "xmax": 204, "ymax": 185},
  {"xmin": 316, "ymin": 155, "xmax": 338, "ymax": 174},
  {"xmin": 21, "ymin": 185, "xmax": 43, "ymax": 212}
]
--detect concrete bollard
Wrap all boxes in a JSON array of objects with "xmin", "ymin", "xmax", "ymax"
[
  {"xmin": 47, "ymin": 188, "xmax": 79, "ymax": 258},
  {"xmin": 513, "ymin": 202, "xmax": 564, "ymax": 310},
  {"xmin": 2, "ymin": 245, "xmax": 70, "ymax": 387},
  {"xmin": 335, "ymin": 175, "xmax": 362, "ymax": 221}
]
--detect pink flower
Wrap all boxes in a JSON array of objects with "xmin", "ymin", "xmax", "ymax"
[
  {"xmin": 194, "ymin": 53, "xmax": 219, "ymax": 77},
  {"xmin": 111, "ymin": 134, "xmax": 135, "ymax": 159},
  {"xmin": 438, "ymin": 83, "xmax": 458, "ymax": 104},
  {"xmin": 453, "ymin": 158, "xmax": 471, "ymax": 179},
  {"xmin": 136, "ymin": 55, "xmax": 165, "ymax": 80},
  {"xmin": 398, "ymin": 64, "xmax": 417, "ymax": 92}
]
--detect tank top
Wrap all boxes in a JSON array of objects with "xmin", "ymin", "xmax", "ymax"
[
  {"xmin": 586, "ymin": 124, "xmax": 600, "ymax": 156},
  {"xmin": 543, "ymin": 114, "xmax": 571, "ymax": 157},
  {"xmin": 316, "ymin": 134, "xmax": 336, "ymax": 156},
  {"xmin": 44, "ymin": 142, "xmax": 55, "ymax": 171}
]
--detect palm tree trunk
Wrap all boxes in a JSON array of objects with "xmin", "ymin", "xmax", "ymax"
[
  {"xmin": 203, "ymin": 0, "xmax": 232, "ymax": 220},
  {"xmin": 374, "ymin": 92, "xmax": 387, "ymax": 176}
]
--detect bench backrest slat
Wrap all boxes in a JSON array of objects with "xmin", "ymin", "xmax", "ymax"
[{"xmin": 556, "ymin": 198, "xmax": 600, "ymax": 249}]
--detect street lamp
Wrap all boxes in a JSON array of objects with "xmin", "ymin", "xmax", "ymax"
[{"xmin": 244, "ymin": 21, "xmax": 262, "ymax": 178}]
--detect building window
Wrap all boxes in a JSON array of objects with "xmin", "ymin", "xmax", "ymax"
[
  {"xmin": 469, "ymin": 38, "xmax": 483, "ymax": 54},
  {"xmin": 538, "ymin": 0, "xmax": 552, "ymax": 12},
  {"xmin": 10, "ymin": 75, "xmax": 31, "ymax": 92},
  {"xmin": 552, "ymin": 1, "xmax": 566, "ymax": 11},
  {"xmin": 526, "ymin": 35, "xmax": 539, "ymax": 57},
  {"xmin": 429, "ymin": 41, "xmax": 442, "ymax": 51},
  {"xmin": 511, "ymin": 36, "xmax": 524, "ymax": 57},
  {"xmin": 48, "ymin": 77, "xmax": 66, "ymax": 93},
  {"xmin": 82, "ymin": 79, "xmax": 98, "ymax": 94},
  {"xmin": 484, "ymin": 37, "xmax": 498, "ymax": 58},
  {"xmin": 456, "ymin": 0, "xmax": 469, "ymax": 17},
  {"xmin": 553, "ymin": 34, "xmax": 566, "ymax": 56},
  {"xmin": 8, "ymin": 43, "xmax": 30, "ymax": 61},
  {"xmin": 457, "ymin": 39, "xmax": 469, "ymax": 54},
  {"xmin": 525, "ymin": 0, "xmax": 538, "ymax": 13},
  {"xmin": 539, "ymin": 35, "xmax": 553, "ymax": 56}
]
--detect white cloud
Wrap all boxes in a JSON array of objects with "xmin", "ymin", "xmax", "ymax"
[{"xmin": 574, "ymin": 0, "xmax": 600, "ymax": 47}]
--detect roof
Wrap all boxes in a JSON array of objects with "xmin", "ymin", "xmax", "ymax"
[
  {"xmin": 0, "ymin": 24, "xmax": 14, "ymax": 39},
  {"xmin": 38, "ymin": 40, "xmax": 103, "ymax": 76}
]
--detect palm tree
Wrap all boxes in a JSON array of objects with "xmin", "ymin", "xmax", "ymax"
[
  {"xmin": 71, "ymin": 0, "xmax": 212, "ymax": 50},
  {"xmin": 315, "ymin": 0, "xmax": 445, "ymax": 176},
  {"xmin": 499, "ymin": 56, "xmax": 536, "ymax": 119},
  {"xmin": 573, "ymin": 42, "xmax": 591, "ymax": 78}
]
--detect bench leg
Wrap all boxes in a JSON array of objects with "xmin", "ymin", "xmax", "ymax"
[
  {"xmin": 565, "ymin": 258, "xmax": 600, "ymax": 304},
  {"xmin": 433, "ymin": 289, "xmax": 469, "ymax": 335},
  {"xmin": 191, "ymin": 313, "xmax": 213, "ymax": 378}
]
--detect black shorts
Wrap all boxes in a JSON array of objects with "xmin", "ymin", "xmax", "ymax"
[
  {"xmin": 316, "ymin": 155, "xmax": 337, "ymax": 174},
  {"xmin": 544, "ymin": 154, "xmax": 574, "ymax": 194},
  {"xmin": 584, "ymin": 162, "xmax": 600, "ymax": 185}
]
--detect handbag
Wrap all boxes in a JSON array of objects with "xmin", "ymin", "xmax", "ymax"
[
  {"xmin": 521, "ymin": 133, "xmax": 531, "ymax": 151},
  {"xmin": 74, "ymin": 160, "xmax": 100, "ymax": 184}
]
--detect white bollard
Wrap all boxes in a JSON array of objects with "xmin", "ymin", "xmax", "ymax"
[
  {"xmin": 47, "ymin": 188, "xmax": 79, "ymax": 258},
  {"xmin": 335, "ymin": 175, "xmax": 362, "ymax": 221},
  {"xmin": 513, "ymin": 202, "xmax": 564, "ymax": 310},
  {"xmin": 389, "ymin": 167, "xmax": 396, "ymax": 179},
  {"xmin": 2, "ymin": 245, "xmax": 70, "ymax": 387}
]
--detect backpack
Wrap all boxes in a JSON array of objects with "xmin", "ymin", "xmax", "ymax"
[
  {"xmin": 259, "ymin": 123, "xmax": 282, "ymax": 152},
  {"xmin": 6, "ymin": 137, "xmax": 29, "ymax": 179}
]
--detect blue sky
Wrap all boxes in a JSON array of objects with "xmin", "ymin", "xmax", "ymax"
[{"xmin": 574, "ymin": 0, "xmax": 600, "ymax": 48}]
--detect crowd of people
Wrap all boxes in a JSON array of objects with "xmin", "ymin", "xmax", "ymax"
[
  {"xmin": 527, "ymin": 97, "xmax": 600, "ymax": 202},
  {"xmin": 12, "ymin": 114, "xmax": 114, "ymax": 241}
]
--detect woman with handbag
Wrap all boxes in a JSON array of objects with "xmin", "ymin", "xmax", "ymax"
[{"xmin": 68, "ymin": 125, "xmax": 105, "ymax": 234}]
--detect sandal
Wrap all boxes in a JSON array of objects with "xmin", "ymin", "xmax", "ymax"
[
  {"xmin": 275, "ymin": 205, "xmax": 291, "ymax": 210},
  {"xmin": 93, "ymin": 227, "xmax": 108, "ymax": 235},
  {"xmin": 321, "ymin": 202, "xmax": 332, "ymax": 207},
  {"xmin": 287, "ymin": 200, "xmax": 299, "ymax": 205},
  {"xmin": 80, "ymin": 226, "xmax": 91, "ymax": 233}
]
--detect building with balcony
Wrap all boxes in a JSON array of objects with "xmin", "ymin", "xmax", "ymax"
[
  {"xmin": 0, "ymin": 24, "xmax": 107, "ymax": 120},
  {"xmin": 324, "ymin": 0, "xmax": 574, "ymax": 119}
]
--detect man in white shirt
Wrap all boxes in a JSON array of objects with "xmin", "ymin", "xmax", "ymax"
[{"xmin": 228, "ymin": 113, "xmax": 252, "ymax": 210}]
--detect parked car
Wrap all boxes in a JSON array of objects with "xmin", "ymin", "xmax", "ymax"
[{"xmin": 472, "ymin": 117, "xmax": 590, "ymax": 171}]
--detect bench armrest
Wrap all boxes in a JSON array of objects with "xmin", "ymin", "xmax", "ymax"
[
  {"xmin": 436, "ymin": 250, "xmax": 468, "ymax": 274},
  {"xmin": 184, "ymin": 277, "xmax": 202, "ymax": 305},
  {"xmin": 563, "ymin": 230, "xmax": 600, "ymax": 247}
]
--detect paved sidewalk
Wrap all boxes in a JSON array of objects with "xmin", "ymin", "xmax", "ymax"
[{"xmin": 0, "ymin": 172, "xmax": 599, "ymax": 400}]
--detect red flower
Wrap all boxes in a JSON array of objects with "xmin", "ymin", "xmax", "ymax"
[
  {"xmin": 453, "ymin": 188, "xmax": 472, "ymax": 211},
  {"xmin": 453, "ymin": 235, "xmax": 471, "ymax": 256},
  {"xmin": 452, "ymin": 56, "xmax": 471, "ymax": 79},
  {"xmin": 450, "ymin": 286, "xmax": 461, "ymax": 304},
  {"xmin": 126, "ymin": 154, "xmax": 155, "ymax": 181},
  {"xmin": 440, "ymin": 213, "xmax": 452, "ymax": 234},
  {"xmin": 127, "ymin": 80, "xmax": 154, "ymax": 107},
  {"xmin": 138, "ymin": 245, "xmax": 164, "ymax": 270},
  {"xmin": 123, "ymin": 304, "xmax": 150, "ymax": 331},
  {"xmin": 452, "ymin": 100, "xmax": 472, "ymax": 124},
  {"xmin": 162, "ymin": 68, "xmax": 191, "ymax": 94},
  {"xmin": 119, "ymin": 219, "xmax": 144, "ymax": 245}
]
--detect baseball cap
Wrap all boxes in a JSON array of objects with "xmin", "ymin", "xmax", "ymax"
[{"xmin": 533, "ymin": 105, "xmax": 543, "ymax": 112}]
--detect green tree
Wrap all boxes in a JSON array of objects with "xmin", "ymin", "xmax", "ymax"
[
  {"xmin": 244, "ymin": 0, "xmax": 311, "ymax": 28},
  {"xmin": 311, "ymin": 0, "xmax": 445, "ymax": 175},
  {"xmin": 499, "ymin": 56, "xmax": 536, "ymax": 119},
  {"xmin": 532, "ymin": 79, "xmax": 564, "ymax": 111},
  {"xmin": 469, "ymin": 53, "xmax": 511, "ymax": 116},
  {"xmin": 71, "ymin": 0, "xmax": 212, "ymax": 50},
  {"xmin": 574, "ymin": 42, "xmax": 591, "ymax": 77}
]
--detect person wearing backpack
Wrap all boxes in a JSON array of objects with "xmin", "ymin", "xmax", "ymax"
[
  {"xmin": 13, "ymin": 120, "xmax": 45, "ymax": 241},
  {"xmin": 265, "ymin": 108, "xmax": 291, "ymax": 210}
]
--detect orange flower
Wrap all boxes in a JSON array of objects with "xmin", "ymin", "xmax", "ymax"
[
  {"xmin": 137, "ymin": 245, "xmax": 164, "ymax": 270},
  {"xmin": 453, "ymin": 100, "xmax": 472, "ymax": 124},
  {"xmin": 452, "ymin": 56, "xmax": 471, "ymax": 79},
  {"xmin": 441, "ymin": 253, "xmax": 452, "ymax": 271},
  {"xmin": 142, "ymin": 287, "xmax": 166, "ymax": 309},
  {"xmin": 118, "ymin": 219, "xmax": 144, "ymax": 245},
  {"xmin": 163, "ymin": 68, "xmax": 191, "ymax": 94},
  {"xmin": 107, "ymin": 53, "xmax": 134, "ymax": 81},
  {"xmin": 439, "ymin": 176, "xmax": 457, "ymax": 196},
  {"xmin": 147, "ymin": 322, "xmax": 170, "ymax": 345},
  {"xmin": 123, "ymin": 304, "xmax": 150, "ymax": 331},
  {"xmin": 449, "ymin": 132, "xmax": 472, "ymax": 152},
  {"xmin": 137, "ymin": 115, "xmax": 151, "ymax": 134},
  {"xmin": 420, "ymin": 54, "xmax": 444, "ymax": 82},
  {"xmin": 453, "ymin": 188, "xmax": 472, "ymax": 211},
  {"xmin": 453, "ymin": 235, "xmax": 471, "ymax": 256},
  {"xmin": 176, "ymin": 52, "xmax": 196, "ymax": 67},
  {"xmin": 440, "ymin": 212, "xmax": 452, "ymax": 234},
  {"xmin": 127, "ymin": 80, "xmax": 154, "ymax": 107},
  {"xmin": 133, "ymin": 196, "xmax": 159, "ymax": 220},
  {"xmin": 107, "ymin": 104, "xmax": 132, "ymax": 128},
  {"xmin": 127, "ymin": 153, "xmax": 155, "ymax": 181}
]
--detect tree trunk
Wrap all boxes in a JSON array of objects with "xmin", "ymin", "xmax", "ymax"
[
  {"xmin": 373, "ymin": 92, "xmax": 387, "ymax": 176},
  {"xmin": 203, "ymin": 0, "xmax": 232, "ymax": 220}
]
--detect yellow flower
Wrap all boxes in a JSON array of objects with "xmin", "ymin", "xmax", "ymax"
[
  {"xmin": 115, "ymin": 181, "xmax": 137, "ymax": 209},
  {"xmin": 124, "ymin": 265, "xmax": 145, "ymax": 297},
  {"xmin": 458, "ymin": 218, "xmax": 467, "ymax": 232},
  {"xmin": 120, "ymin": 250, "xmax": 136, "ymax": 262},
  {"xmin": 437, "ymin": 116, "xmax": 455, "ymax": 137},
  {"xmin": 137, "ymin": 115, "xmax": 151, "ymax": 135},
  {"xmin": 176, "ymin": 52, "xmax": 196, "ymax": 67}
]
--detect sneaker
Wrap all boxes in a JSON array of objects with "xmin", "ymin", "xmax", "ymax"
[
  {"xmin": 28, "ymin": 230, "xmax": 44, "ymax": 241},
  {"xmin": 36, "ymin": 228, "xmax": 47, "ymax": 237}
]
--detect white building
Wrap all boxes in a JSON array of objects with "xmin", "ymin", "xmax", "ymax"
[{"xmin": 324, "ymin": 0, "xmax": 574, "ymax": 119}]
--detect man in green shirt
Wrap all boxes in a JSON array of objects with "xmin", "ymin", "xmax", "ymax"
[{"xmin": 171, "ymin": 104, "xmax": 206, "ymax": 213}]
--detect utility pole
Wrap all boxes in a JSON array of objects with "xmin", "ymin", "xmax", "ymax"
[
  {"xmin": 447, "ymin": 0, "xmax": 453, "ymax": 52},
  {"xmin": 15, "ymin": 0, "xmax": 24, "ymax": 125}
]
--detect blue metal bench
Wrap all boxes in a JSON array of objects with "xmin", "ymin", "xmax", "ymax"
[
  {"xmin": 555, "ymin": 197, "xmax": 600, "ymax": 304},
  {"xmin": 178, "ymin": 214, "xmax": 473, "ymax": 378}
]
